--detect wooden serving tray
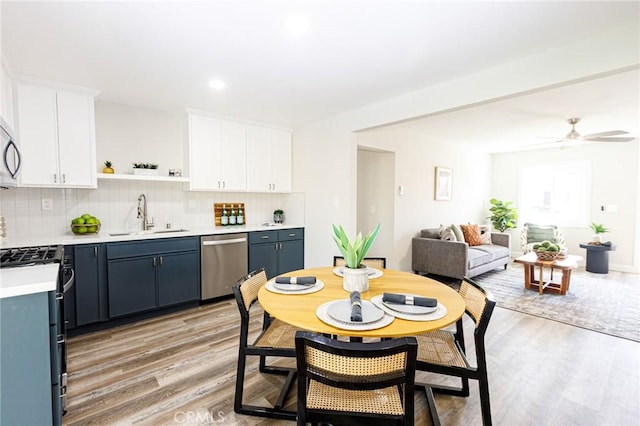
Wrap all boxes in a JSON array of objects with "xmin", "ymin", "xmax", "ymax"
[{"xmin": 213, "ymin": 203, "xmax": 246, "ymax": 227}]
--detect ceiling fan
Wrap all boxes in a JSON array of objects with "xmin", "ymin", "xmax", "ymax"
[{"xmin": 536, "ymin": 117, "xmax": 635, "ymax": 147}]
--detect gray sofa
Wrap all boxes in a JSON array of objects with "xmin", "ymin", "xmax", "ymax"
[{"xmin": 412, "ymin": 228, "xmax": 511, "ymax": 280}]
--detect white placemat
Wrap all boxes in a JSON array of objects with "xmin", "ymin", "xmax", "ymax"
[
  {"xmin": 370, "ymin": 295, "xmax": 448, "ymax": 322},
  {"xmin": 332, "ymin": 266, "xmax": 383, "ymax": 279},
  {"xmin": 265, "ymin": 279, "xmax": 325, "ymax": 295},
  {"xmin": 316, "ymin": 300, "xmax": 394, "ymax": 331}
]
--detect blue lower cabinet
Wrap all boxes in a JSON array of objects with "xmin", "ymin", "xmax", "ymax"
[
  {"xmin": 158, "ymin": 251, "xmax": 200, "ymax": 307},
  {"xmin": 249, "ymin": 228, "xmax": 304, "ymax": 279},
  {"xmin": 73, "ymin": 244, "xmax": 108, "ymax": 326},
  {"xmin": 1, "ymin": 292, "xmax": 54, "ymax": 425},
  {"xmin": 108, "ymin": 255, "xmax": 158, "ymax": 317},
  {"xmin": 106, "ymin": 237, "xmax": 200, "ymax": 318}
]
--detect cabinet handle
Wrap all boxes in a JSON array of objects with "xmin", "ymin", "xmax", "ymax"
[
  {"xmin": 94, "ymin": 246, "xmax": 98, "ymax": 257},
  {"xmin": 289, "ymin": 233, "xmax": 296, "ymax": 237},
  {"xmin": 62, "ymin": 173, "xmax": 66, "ymax": 183},
  {"xmin": 159, "ymin": 256, "xmax": 163, "ymax": 266},
  {"xmin": 272, "ymin": 183, "xmax": 275, "ymax": 191},
  {"xmin": 261, "ymin": 235, "xmax": 269, "ymax": 239},
  {"xmin": 152, "ymin": 257, "xmax": 156, "ymax": 267},
  {"xmin": 218, "ymin": 181, "xmax": 221, "ymax": 189},
  {"xmin": 222, "ymin": 181, "xmax": 226, "ymax": 189},
  {"xmin": 53, "ymin": 174, "xmax": 57, "ymax": 183}
]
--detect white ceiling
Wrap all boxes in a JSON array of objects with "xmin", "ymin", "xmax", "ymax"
[
  {"xmin": 2, "ymin": 1, "xmax": 639, "ymax": 141},
  {"xmin": 378, "ymin": 69, "xmax": 640, "ymax": 152}
]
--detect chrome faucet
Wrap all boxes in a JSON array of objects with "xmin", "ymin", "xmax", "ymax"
[{"xmin": 137, "ymin": 194, "xmax": 154, "ymax": 231}]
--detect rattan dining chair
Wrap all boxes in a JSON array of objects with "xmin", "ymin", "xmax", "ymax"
[
  {"xmin": 232, "ymin": 268, "xmax": 301, "ymax": 420},
  {"xmin": 295, "ymin": 331, "xmax": 417, "ymax": 426},
  {"xmin": 415, "ymin": 277, "xmax": 496, "ymax": 426},
  {"xmin": 333, "ymin": 256, "xmax": 387, "ymax": 269}
]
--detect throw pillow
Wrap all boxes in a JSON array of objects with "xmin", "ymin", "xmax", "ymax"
[
  {"xmin": 420, "ymin": 228, "xmax": 441, "ymax": 239},
  {"xmin": 525, "ymin": 223, "xmax": 557, "ymax": 244},
  {"xmin": 479, "ymin": 224, "xmax": 492, "ymax": 245},
  {"xmin": 439, "ymin": 225, "xmax": 457, "ymax": 241},
  {"xmin": 451, "ymin": 224, "xmax": 465, "ymax": 242},
  {"xmin": 460, "ymin": 224, "xmax": 483, "ymax": 246}
]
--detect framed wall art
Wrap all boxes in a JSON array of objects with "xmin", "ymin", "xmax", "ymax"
[{"xmin": 434, "ymin": 166, "xmax": 452, "ymax": 201}]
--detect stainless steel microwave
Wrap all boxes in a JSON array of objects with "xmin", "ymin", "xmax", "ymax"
[{"xmin": 0, "ymin": 116, "xmax": 21, "ymax": 188}]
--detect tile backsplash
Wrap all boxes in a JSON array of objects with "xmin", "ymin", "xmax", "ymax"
[{"xmin": 0, "ymin": 180, "xmax": 305, "ymax": 240}]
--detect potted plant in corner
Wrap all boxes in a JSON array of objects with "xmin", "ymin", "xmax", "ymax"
[
  {"xmin": 487, "ymin": 198, "xmax": 518, "ymax": 232},
  {"xmin": 589, "ymin": 223, "xmax": 610, "ymax": 244},
  {"xmin": 332, "ymin": 223, "xmax": 380, "ymax": 292}
]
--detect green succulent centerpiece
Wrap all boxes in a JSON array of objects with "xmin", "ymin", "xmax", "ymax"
[
  {"xmin": 332, "ymin": 223, "xmax": 381, "ymax": 292},
  {"xmin": 332, "ymin": 223, "xmax": 380, "ymax": 269}
]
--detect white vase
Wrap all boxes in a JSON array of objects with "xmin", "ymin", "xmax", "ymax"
[
  {"xmin": 592, "ymin": 234, "xmax": 602, "ymax": 244},
  {"xmin": 342, "ymin": 266, "xmax": 369, "ymax": 292}
]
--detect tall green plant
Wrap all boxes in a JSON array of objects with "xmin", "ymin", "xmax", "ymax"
[
  {"xmin": 332, "ymin": 223, "xmax": 381, "ymax": 268},
  {"xmin": 487, "ymin": 198, "xmax": 518, "ymax": 232}
]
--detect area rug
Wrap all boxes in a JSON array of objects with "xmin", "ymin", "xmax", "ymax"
[{"xmin": 459, "ymin": 265, "xmax": 640, "ymax": 342}]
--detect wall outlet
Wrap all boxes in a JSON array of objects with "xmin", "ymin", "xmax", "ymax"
[{"xmin": 41, "ymin": 198, "xmax": 53, "ymax": 211}]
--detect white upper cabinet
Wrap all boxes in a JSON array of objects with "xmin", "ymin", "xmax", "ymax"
[
  {"xmin": 0, "ymin": 62, "xmax": 15, "ymax": 130},
  {"xmin": 16, "ymin": 81, "xmax": 97, "ymax": 188},
  {"xmin": 187, "ymin": 113, "xmax": 246, "ymax": 191},
  {"xmin": 246, "ymin": 125, "xmax": 292, "ymax": 192}
]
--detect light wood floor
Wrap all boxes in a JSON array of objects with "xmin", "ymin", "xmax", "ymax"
[{"xmin": 64, "ymin": 298, "xmax": 640, "ymax": 425}]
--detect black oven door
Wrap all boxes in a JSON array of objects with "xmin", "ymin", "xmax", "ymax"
[{"xmin": 50, "ymin": 263, "xmax": 74, "ymax": 424}]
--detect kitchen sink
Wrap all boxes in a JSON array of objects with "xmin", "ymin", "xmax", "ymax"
[{"xmin": 109, "ymin": 229, "xmax": 189, "ymax": 236}]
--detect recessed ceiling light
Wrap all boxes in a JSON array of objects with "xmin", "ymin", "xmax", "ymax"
[
  {"xmin": 284, "ymin": 14, "xmax": 309, "ymax": 36},
  {"xmin": 208, "ymin": 80, "xmax": 226, "ymax": 90}
]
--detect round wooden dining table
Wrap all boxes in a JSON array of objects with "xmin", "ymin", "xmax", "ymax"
[{"xmin": 258, "ymin": 266, "xmax": 466, "ymax": 338}]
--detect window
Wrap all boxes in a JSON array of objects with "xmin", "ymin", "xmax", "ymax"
[{"xmin": 519, "ymin": 161, "xmax": 590, "ymax": 227}]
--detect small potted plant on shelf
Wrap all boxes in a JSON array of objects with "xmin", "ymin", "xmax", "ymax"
[
  {"xmin": 589, "ymin": 223, "xmax": 610, "ymax": 244},
  {"xmin": 102, "ymin": 160, "xmax": 114, "ymax": 174},
  {"xmin": 132, "ymin": 162, "xmax": 159, "ymax": 176},
  {"xmin": 332, "ymin": 223, "xmax": 380, "ymax": 292}
]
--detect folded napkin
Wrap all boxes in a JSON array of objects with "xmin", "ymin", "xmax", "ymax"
[
  {"xmin": 350, "ymin": 291, "xmax": 362, "ymax": 322},
  {"xmin": 383, "ymin": 292, "xmax": 437, "ymax": 307},
  {"xmin": 274, "ymin": 276, "xmax": 317, "ymax": 285}
]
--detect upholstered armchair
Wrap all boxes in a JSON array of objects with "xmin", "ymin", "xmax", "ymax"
[{"xmin": 520, "ymin": 223, "xmax": 566, "ymax": 254}]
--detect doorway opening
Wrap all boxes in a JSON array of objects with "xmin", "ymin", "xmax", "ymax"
[{"xmin": 357, "ymin": 147, "xmax": 395, "ymax": 267}]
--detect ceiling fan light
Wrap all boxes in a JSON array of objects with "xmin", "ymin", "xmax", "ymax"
[{"xmin": 566, "ymin": 128, "xmax": 580, "ymax": 139}]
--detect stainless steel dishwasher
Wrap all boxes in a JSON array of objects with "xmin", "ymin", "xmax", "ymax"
[{"xmin": 201, "ymin": 233, "xmax": 248, "ymax": 300}]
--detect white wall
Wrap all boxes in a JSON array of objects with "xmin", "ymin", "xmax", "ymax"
[
  {"xmin": 95, "ymin": 102, "xmax": 184, "ymax": 176},
  {"xmin": 491, "ymin": 142, "xmax": 639, "ymax": 272},
  {"xmin": 357, "ymin": 128, "xmax": 492, "ymax": 271},
  {"xmin": 292, "ymin": 25, "xmax": 639, "ymax": 271}
]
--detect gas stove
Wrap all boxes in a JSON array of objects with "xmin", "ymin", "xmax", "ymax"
[{"xmin": 0, "ymin": 245, "xmax": 64, "ymax": 267}]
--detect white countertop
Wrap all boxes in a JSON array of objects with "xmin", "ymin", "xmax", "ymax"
[
  {"xmin": 0, "ymin": 263, "xmax": 59, "ymax": 299},
  {"xmin": 0, "ymin": 223, "xmax": 304, "ymax": 249}
]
